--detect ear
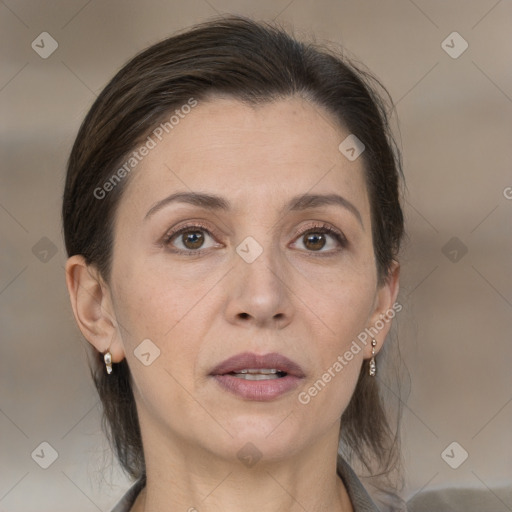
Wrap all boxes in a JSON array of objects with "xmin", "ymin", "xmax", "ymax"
[
  {"xmin": 364, "ymin": 260, "xmax": 400, "ymax": 357},
  {"xmin": 65, "ymin": 255, "xmax": 125, "ymax": 363}
]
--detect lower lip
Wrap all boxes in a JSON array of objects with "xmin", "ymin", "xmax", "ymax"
[{"xmin": 212, "ymin": 374, "xmax": 302, "ymax": 401}]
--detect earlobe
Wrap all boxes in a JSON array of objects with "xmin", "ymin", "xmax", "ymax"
[
  {"xmin": 65, "ymin": 255, "xmax": 125, "ymax": 363},
  {"xmin": 365, "ymin": 260, "xmax": 400, "ymax": 357}
]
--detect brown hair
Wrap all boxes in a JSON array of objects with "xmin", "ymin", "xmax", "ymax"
[{"xmin": 63, "ymin": 15, "xmax": 404, "ymax": 493}]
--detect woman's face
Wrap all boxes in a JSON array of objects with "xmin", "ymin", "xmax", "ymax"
[{"xmin": 106, "ymin": 96, "xmax": 397, "ymax": 464}]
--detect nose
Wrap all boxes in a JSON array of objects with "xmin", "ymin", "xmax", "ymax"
[{"xmin": 224, "ymin": 244, "xmax": 294, "ymax": 330}]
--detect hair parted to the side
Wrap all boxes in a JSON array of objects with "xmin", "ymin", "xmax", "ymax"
[{"xmin": 63, "ymin": 15, "xmax": 404, "ymax": 495}]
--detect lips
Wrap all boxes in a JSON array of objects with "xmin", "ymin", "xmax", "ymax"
[
  {"xmin": 210, "ymin": 352, "xmax": 305, "ymax": 401},
  {"xmin": 210, "ymin": 352, "xmax": 305, "ymax": 378}
]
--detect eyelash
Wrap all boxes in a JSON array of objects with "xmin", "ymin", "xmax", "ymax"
[
  {"xmin": 161, "ymin": 222, "xmax": 347, "ymax": 256},
  {"xmin": 161, "ymin": 222, "xmax": 216, "ymax": 256}
]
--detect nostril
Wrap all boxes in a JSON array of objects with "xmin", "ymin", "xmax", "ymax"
[{"xmin": 239, "ymin": 312, "xmax": 250, "ymax": 319}]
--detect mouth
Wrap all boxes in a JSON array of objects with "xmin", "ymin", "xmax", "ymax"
[{"xmin": 210, "ymin": 352, "xmax": 305, "ymax": 401}]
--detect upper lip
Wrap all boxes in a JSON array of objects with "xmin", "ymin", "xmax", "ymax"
[{"xmin": 210, "ymin": 352, "xmax": 305, "ymax": 378}]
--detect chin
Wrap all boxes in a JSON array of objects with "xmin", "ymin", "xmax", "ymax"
[{"xmin": 211, "ymin": 413, "xmax": 307, "ymax": 461}]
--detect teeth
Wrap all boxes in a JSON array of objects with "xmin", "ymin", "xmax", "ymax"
[
  {"xmin": 229, "ymin": 369, "xmax": 286, "ymax": 380},
  {"xmin": 237, "ymin": 369, "xmax": 278, "ymax": 374},
  {"xmin": 234, "ymin": 373, "xmax": 281, "ymax": 380}
]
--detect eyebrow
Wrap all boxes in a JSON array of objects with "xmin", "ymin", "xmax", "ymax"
[{"xmin": 144, "ymin": 191, "xmax": 363, "ymax": 228}]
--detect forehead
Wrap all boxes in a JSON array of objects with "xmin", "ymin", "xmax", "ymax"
[{"xmin": 117, "ymin": 96, "xmax": 369, "ymax": 218}]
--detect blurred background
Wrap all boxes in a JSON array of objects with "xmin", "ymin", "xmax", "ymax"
[{"xmin": 1, "ymin": 1, "xmax": 511, "ymax": 510}]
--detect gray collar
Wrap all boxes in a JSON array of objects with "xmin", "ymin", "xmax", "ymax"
[{"xmin": 336, "ymin": 456, "xmax": 381, "ymax": 511}]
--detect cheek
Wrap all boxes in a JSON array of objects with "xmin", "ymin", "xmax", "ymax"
[
  {"xmin": 291, "ymin": 251, "xmax": 377, "ymax": 342},
  {"xmin": 110, "ymin": 266, "xmax": 212, "ymax": 433},
  {"xmin": 110, "ymin": 256, "xmax": 220, "ymax": 399},
  {"xmin": 291, "ymin": 257, "xmax": 376, "ymax": 416},
  {"xmin": 295, "ymin": 286, "xmax": 373, "ymax": 428},
  {"xmin": 298, "ymin": 350, "xmax": 362, "ymax": 426},
  {"xmin": 111, "ymin": 252, "xmax": 211, "ymax": 341}
]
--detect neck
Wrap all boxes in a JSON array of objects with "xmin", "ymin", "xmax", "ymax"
[{"xmin": 130, "ymin": 422, "xmax": 353, "ymax": 512}]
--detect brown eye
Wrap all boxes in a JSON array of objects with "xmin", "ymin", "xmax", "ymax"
[
  {"xmin": 181, "ymin": 230, "xmax": 205, "ymax": 249},
  {"xmin": 303, "ymin": 232, "xmax": 326, "ymax": 251},
  {"xmin": 291, "ymin": 225, "xmax": 347, "ymax": 253},
  {"xmin": 163, "ymin": 224, "xmax": 219, "ymax": 254}
]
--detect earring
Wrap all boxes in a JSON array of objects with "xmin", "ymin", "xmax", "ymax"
[
  {"xmin": 369, "ymin": 339, "xmax": 377, "ymax": 377},
  {"xmin": 104, "ymin": 351, "xmax": 113, "ymax": 375}
]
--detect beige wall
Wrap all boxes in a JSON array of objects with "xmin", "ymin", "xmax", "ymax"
[{"xmin": 1, "ymin": 1, "xmax": 511, "ymax": 510}]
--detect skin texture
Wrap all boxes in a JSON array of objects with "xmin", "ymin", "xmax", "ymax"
[{"xmin": 66, "ymin": 96, "xmax": 399, "ymax": 512}]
